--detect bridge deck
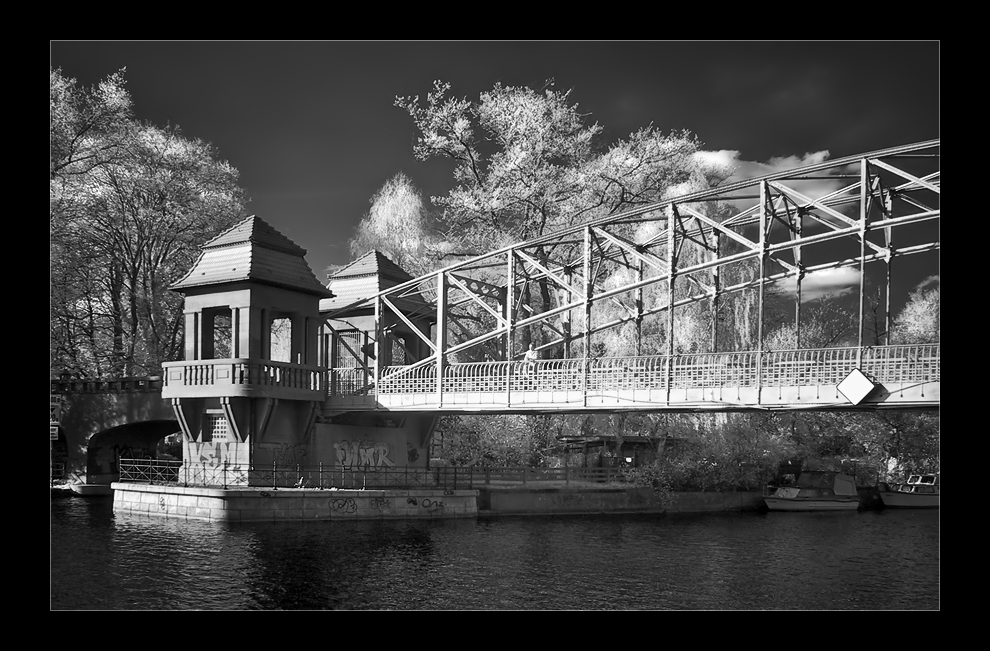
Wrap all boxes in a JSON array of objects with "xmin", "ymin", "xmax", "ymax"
[
  {"xmin": 326, "ymin": 344, "xmax": 939, "ymax": 413},
  {"xmin": 69, "ymin": 344, "xmax": 938, "ymax": 414}
]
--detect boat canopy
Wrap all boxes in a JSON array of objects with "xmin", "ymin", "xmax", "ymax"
[{"xmin": 796, "ymin": 471, "xmax": 857, "ymax": 496}]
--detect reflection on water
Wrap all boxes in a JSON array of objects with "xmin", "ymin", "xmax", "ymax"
[{"xmin": 51, "ymin": 495, "xmax": 938, "ymax": 610}]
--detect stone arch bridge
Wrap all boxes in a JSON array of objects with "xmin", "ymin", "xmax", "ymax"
[{"xmin": 51, "ymin": 377, "xmax": 175, "ymax": 484}]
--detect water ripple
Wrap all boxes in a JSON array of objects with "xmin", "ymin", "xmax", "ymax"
[{"xmin": 51, "ymin": 499, "xmax": 939, "ymax": 610}]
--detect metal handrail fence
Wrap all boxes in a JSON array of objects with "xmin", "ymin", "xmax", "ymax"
[
  {"xmin": 353, "ymin": 344, "xmax": 939, "ymax": 398},
  {"xmin": 119, "ymin": 459, "xmax": 183, "ymax": 484},
  {"xmin": 433, "ymin": 465, "xmax": 626, "ymax": 489},
  {"xmin": 51, "ymin": 462, "xmax": 65, "ymax": 486},
  {"xmin": 117, "ymin": 459, "xmax": 629, "ymax": 490}
]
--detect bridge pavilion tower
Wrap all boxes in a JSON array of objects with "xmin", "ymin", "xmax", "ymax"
[{"xmin": 163, "ymin": 216, "xmax": 333, "ymax": 486}]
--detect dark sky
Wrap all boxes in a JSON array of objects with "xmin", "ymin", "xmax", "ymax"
[{"xmin": 50, "ymin": 40, "xmax": 940, "ymax": 294}]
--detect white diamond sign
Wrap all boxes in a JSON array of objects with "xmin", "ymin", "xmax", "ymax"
[{"xmin": 837, "ymin": 369, "xmax": 876, "ymax": 405}]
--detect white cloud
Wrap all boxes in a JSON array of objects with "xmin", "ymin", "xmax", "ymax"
[
  {"xmin": 693, "ymin": 149, "xmax": 742, "ymax": 170},
  {"xmin": 773, "ymin": 267, "xmax": 859, "ymax": 302},
  {"xmin": 696, "ymin": 149, "xmax": 857, "ymax": 231},
  {"xmin": 717, "ymin": 149, "xmax": 833, "ymax": 183}
]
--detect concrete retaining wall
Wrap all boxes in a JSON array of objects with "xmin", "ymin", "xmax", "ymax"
[
  {"xmin": 111, "ymin": 483, "xmax": 478, "ymax": 522},
  {"xmin": 111, "ymin": 483, "xmax": 767, "ymax": 522},
  {"xmin": 479, "ymin": 486, "xmax": 765, "ymax": 516}
]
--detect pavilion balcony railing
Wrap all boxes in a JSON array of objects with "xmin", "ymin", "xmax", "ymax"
[
  {"xmin": 162, "ymin": 358, "xmax": 325, "ymax": 396},
  {"xmin": 335, "ymin": 343, "xmax": 938, "ymax": 397},
  {"xmin": 117, "ymin": 459, "xmax": 630, "ymax": 490}
]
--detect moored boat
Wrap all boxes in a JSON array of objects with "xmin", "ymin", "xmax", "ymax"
[
  {"xmin": 764, "ymin": 470, "xmax": 861, "ymax": 511},
  {"xmin": 878, "ymin": 473, "xmax": 939, "ymax": 509},
  {"xmin": 69, "ymin": 483, "xmax": 113, "ymax": 497}
]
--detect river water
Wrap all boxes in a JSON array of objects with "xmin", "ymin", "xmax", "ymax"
[{"xmin": 50, "ymin": 494, "xmax": 939, "ymax": 610}]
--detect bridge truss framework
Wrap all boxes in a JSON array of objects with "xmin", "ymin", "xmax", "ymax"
[{"xmin": 326, "ymin": 140, "xmax": 940, "ymax": 413}]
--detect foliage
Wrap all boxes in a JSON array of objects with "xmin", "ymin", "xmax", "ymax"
[
  {"xmin": 50, "ymin": 68, "xmax": 246, "ymax": 378},
  {"xmin": 848, "ymin": 410, "xmax": 939, "ymax": 480},
  {"xmin": 891, "ymin": 276, "xmax": 939, "ymax": 344},
  {"xmin": 50, "ymin": 68, "xmax": 134, "ymax": 183},
  {"xmin": 621, "ymin": 462, "xmax": 676, "ymax": 509},
  {"xmin": 431, "ymin": 415, "xmax": 532, "ymax": 467},
  {"xmin": 762, "ymin": 295, "xmax": 856, "ymax": 350},
  {"xmin": 348, "ymin": 172, "xmax": 439, "ymax": 276},
  {"xmin": 395, "ymin": 78, "xmax": 719, "ymax": 274},
  {"xmin": 652, "ymin": 414, "xmax": 791, "ymax": 491}
]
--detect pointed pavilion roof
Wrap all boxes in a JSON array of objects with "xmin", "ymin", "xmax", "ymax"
[
  {"xmin": 171, "ymin": 215, "xmax": 333, "ymax": 297},
  {"xmin": 320, "ymin": 250, "xmax": 432, "ymax": 318}
]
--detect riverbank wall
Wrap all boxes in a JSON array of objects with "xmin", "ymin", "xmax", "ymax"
[
  {"xmin": 111, "ymin": 483, "xmax": 477, "ymax": 522},
  {"xmin": 109, "ymin": 481, "xmax": 770, "ymax": 522},
  {"xmin": 478, "ymin": 485, "xmax": 765, "ymax": 516}
]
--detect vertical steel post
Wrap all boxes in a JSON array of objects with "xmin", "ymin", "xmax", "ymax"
[
  {"xmin": 583, "ymin": 227, "xmax": 593, "ymax": 406},
  {"xmin": 790, "ymin": 209, "xmax": 803, "ymax": 349},
  {"xmin": 857, "ymin": 159, "xmax": 869, "ymax": 367},
  {"xmin": 435, "ymin": 271, "xmax": 447, "ymax": 407},
  {"xmin": 666, "ymin": 206, "xmax": 676, "ymax": 402},
  {"xmin": 373, "ymin": 292, "xmax": 381, "ymax": 398},
  {"xmin": 756, "ymin": 182, "xmax": 768, "ymax": 399},
  {"xmin": 883, "ymin": 183, "xmax": 894, "ymax": 346},
  {"xmin": 711, "ymin": 235, "xmax": 720, "ymax": 354},
  {"xmin": 506, "ymin": 252, "xmax": 515, "ymax": 400},
  {"xmin": 329, "ymin": 326, "xmax": 337, "ymax": 397},
  {"xmin": 636, "ymin": 257, "xmax": 644, "ymax": 357},
  {"xmin": 564, "ymin": 266, "xmax": 573, "ymax": 360}
]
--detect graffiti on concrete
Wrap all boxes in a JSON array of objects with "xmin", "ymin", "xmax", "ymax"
[
  {"xmin": 370, "ymin": 497, "xmax": 390, "ymax": 510},
  {"xmin": 260, "ymin": 442, "xmax": 308, "ymax": 468},
  {"xmin": 92, "ymin": 444, "xmax": 154, "ymax": 474},
  {"xmin": 421, "ymin": 498, "xmax": 444, "ymax": 513},
  {"xmin": 407, "ymin": 445, "xmax": 419, "ymax": 463},
  {"xmin": 334, "ymin": 439, "xmax": 395, "ymax": 469},
  {"xmin": 189, "ymin": 441, "xmax": 233, "ymax": 468},
  {"xmin": 329, "ymin": 498, "xmax": 357, "ymax": 514}
]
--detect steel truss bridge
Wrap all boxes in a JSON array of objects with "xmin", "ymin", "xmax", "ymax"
[{"xmin": 323, "ymin": 140, "xmax": 939, "ymax": 414}]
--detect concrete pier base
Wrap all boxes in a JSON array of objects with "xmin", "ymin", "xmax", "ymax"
[{"xmin": 111, "ymin": 483, "xmax": 478, "ymax": 522}]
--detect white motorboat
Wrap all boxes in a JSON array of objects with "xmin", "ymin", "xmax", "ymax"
[
  {"xmin": 878, "ymin": 473, "xmax": 939, "ymax": 509},
  {"xmin": 764, "ymin": 471, "xmax": 861, "ymax": 511}
]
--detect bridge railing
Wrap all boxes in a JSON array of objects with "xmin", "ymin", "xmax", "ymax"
[
  {"xmin": 117, "ymin": 459, "xmax": 630, "ymax": 490},
  {"xmin": 351, "ymin": 344, "xmax": 939, "ymax": 397},
  {"xmin": 61, "ymin": 344, "xmax": 938, "ymax": 403},
  {"xmin": 50, "ymin": 376, "xmax": 162, "ymax": 394}
]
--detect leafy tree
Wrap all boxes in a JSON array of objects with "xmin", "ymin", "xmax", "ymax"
[
  {"xmin": 431, "ymin": 414, "xmax": 532, "ymax": 467},
  {"xmin": 50, "ymin": 68, "xmax": 246, "ymax": 378},
  {"xmin": 762, "ymin": 294, "xmax": 855, "ymax": 351},
  {"xmin": 397, "ymin": 80, "xmax": 711, "ymax": 256},
  {"xmin": 863, "ymin": 410, "xmax": 939, "ymax": 477},
  {"xmin": 50, "ymin": 67, "xmax": 133, "ymax": 183},
  {"xmin": 348, "ymin": 172, "xmax": 438, "ymax": 276},
  {"xmin": 891, "ymin": 276, "xmax": 939, "ymax": 344}
]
